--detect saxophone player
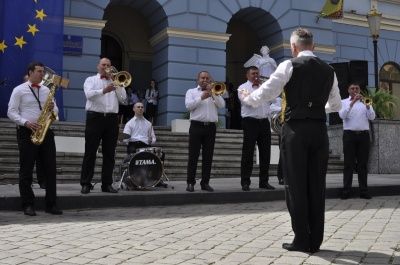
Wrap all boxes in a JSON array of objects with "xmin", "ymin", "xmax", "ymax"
[{"xmin": 7, "ymin": 61, "xmax": 63, "ymax": 216}]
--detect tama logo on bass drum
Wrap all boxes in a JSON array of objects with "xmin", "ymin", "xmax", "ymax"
[{"xmin": 135, "ymin": 159, "xmax": 157, "ymax": 165}]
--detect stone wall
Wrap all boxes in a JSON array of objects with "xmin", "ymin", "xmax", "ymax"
[{"xmin": 328, "ymin": 119, "xmax": 400, "ymax": 174}]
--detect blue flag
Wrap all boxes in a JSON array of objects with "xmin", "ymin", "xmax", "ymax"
[{"xmin": 0, "ymin": 0, "xmax": 65, "ymax": 120}]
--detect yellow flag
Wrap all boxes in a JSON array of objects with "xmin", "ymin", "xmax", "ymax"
[{"xmin": 317, "ymin": 0, "xmax": 344, "ymax": 19}]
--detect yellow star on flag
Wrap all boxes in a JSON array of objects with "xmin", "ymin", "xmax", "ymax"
[
  {"xmin": 35, "ymin": 9, "xmax": 47, "ymax": 21},
  {"xmin": 14, "ymin": 36, "xmax": 27, "ymax": 49},
  {"xmin": 27, "ymin": 24, "xmax": 40, "ymax": 36},
  {"xmin": 0, "ymin": 40, "xmax": 8, "ymax": 53}
]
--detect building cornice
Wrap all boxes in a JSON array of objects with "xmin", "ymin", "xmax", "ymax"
[
  {"xmin": 334, "ymin": 12, "xmax": 400, "ymax": 32},
  {"xmin": 64, "ymin": 17, "xmax": 106, "ymax": 30},
  {"xmin": 149, "ymin": 28, "xmax": 231, "ymax": 47},
  {"xmin": 269, "ymin": 41, "xmax": 336, "ymax": 55}
]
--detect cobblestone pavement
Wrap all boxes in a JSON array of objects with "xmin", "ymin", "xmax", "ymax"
[{"xmin": 0, "ymin": 196, "xmax": 399, "ymax": 265}]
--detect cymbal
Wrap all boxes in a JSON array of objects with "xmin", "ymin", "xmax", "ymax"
[{"xmin": 118, "ymin": 132, "xmax": 130, "ymax": 142}]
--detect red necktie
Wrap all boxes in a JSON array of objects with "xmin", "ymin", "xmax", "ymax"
[
  {"xmin": 201, "ymin": 87, "xmax": 207, "ymax": 91},
  {"xmin": 350, "ymin": 97, "xmax": 354, "ymax": 101},
  {"xmin": 31, "ymin": 84, "xmax": 41, "ymax": 89},
  {"xmin": 100, "ymin": 75, "xmax": 109, "ymax": 80},
  {"xmin": 252, "ymin": 83, "xmax": 259, "ymax": 88}
]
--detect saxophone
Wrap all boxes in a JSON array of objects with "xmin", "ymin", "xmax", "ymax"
[{"xmin": 31, "ymin": 67, "xmax": 61, "ymax": 145}]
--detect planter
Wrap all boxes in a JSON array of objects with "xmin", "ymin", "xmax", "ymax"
[
  {"xmin": 171, "ymin": 119, "xmax": 190, "ymax": 133},
  {"xmin": 328, "ymin": 119, "xmax": 400, "ymax": 173}
]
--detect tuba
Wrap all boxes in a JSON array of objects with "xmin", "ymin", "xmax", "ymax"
[
  {"xmin": 31, "ymin": 67, "xmax": 69, "ymax": 145},
  {"xmin": 209, "ymin": 78, "xmax": 227, "ymax": 96},
  {"xmin": 105, "ymin": 66, "xmax": 132, "ymax": 88},
  {"xmin": 271, "ymin": 112, "xmax": 283, "ymax": 135}
]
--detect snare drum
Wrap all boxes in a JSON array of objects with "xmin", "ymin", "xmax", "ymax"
[
  {"xmin": 136, "ymin": 147, "xmax": 163, "ymax": 158},
  {"xmin": 119, "ymin": 151, "xmax": 163, "ymax": 188}
]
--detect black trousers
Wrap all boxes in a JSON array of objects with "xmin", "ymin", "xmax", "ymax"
[
  {"xmin": 80, "ymin": 112, "xmax": 119, "ymax": 187},
  {"xmin": 187, "ymin": 121, "xmax": 216, "ymax": 185},
  {"xmin": 16, "ymin": 126, "xmax": 57, "ymax": 208},
  {"xmin": 281, "ymin": 119, "xmax": 328, "ymax": 251},
  {"xmin": 241, "ymin": 117, "xmax": 271, "ymax": 186},
  {"xmin": 342, "ymin": 130, "xmax": 370, "ymax": 195},
  {"xmin": 277, "ymin": 134, "xmax": 283, "ymax": 179}
]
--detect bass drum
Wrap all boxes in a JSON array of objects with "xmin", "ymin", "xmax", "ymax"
[{"xmin": 125, "ymin": 151, "xmax": 163, "ymax": 188}]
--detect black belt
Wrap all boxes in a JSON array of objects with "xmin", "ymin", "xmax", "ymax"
[
  {"xmin": 344, "ymin": 130, "xmax": 369, "ymax": 134},
  {"xmin": 243, "ymin": 117, "xmax": 268, "ymax": 122},
  {"xmin": 190, "ymin": 120, "xmax": 215, "ymax": 126},
  {"xmin": 87, "ymin": 111, "xmax": 117, "ymax": 117}
]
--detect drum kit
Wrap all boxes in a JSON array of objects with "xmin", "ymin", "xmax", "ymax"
[{"xmin": 114, "ymin": 133, "xmax": 172, "ymax": 190}]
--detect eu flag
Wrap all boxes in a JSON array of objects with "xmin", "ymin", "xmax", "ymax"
[{"xmin": 0, "ymin": 0, "xmax": 65, "ymax": 120}]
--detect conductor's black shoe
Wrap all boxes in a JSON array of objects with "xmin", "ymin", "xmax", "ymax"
[
  {"xmin": 45, "ymin": 205, "xmax": 63, "ymax": 215},
  {"xmin": 340, "ymin": 193, "xmax": 350, "ymax": 200},
  {"xmin": 278, "ymin": 178, "xmax": 284, "ymax": 185},
  {"xmin": 242, "ymin": 184, "xmax": 250, "ymax": 191},
  {"xmin": 101, "ymin": 185, "xmax": 118, "ymax": 193},
  {"xmin": 201, "ymin": 184, "xmax": 214, "ymax": 192},
  {"xmin": 360, "ymin": 193, "xmax": 371, "ymax": 199},
  {"xmin": 23, "ymin": 206, "xmax": 36, "ymax": 216},
  {"xmin": 259, "ymin": 183, "xmax": 275, "ymax": 190},
  {"xmin": 282, "ymin": 243, "xmax": 309, "ymax": 253},
  {"xmin": 38, "ymin": 181, "xmax": 46, "ymax": 189},
  {"xmin": 186, "ymin": 184, "xmax": 194, "ymax": 192},
  {"xmin": 81, "ymin": 184, "xmax": 92, "ymax": 194}
]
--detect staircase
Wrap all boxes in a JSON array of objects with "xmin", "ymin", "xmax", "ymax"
[{"xmin": 0, "ymin": 118, "xmax": 343, "ymax": 184}]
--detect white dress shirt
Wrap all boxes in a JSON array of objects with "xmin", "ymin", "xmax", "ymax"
[
  {"xmin": 339, "ymin": 97, "xmax": 376, "ymax": 130},
  {"xmin": 239, "ymin": 81, "xmax": 271, "ymax": 119},
  {"xmin": 244, "ymin": 50, "xmax": 342, "ymax": 113},
  {"xmin": 123, "ymin": 116, "xmax": 156, "ymax": 145},
  {"xmin": 145, "ymin": 88, "xmax": 158, "ymax": 105},
  {"xmin": 8, "ymin": 81, "xmax": 59, "ymax": 126},
  {"xmin": 84, "ymin": 73, "xmax": 127, "ymax": 113},
  {"xmin": 185, "ymin": 86, "xmax": 225, "ymax": 122}
]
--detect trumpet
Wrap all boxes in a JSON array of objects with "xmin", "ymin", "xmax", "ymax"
[
  {"xmin": 105, "ymin": 66, "xmax": 132, "ymax": 88},
  {"xmin": 209, "ymin": 78, "xmax": 227, "ymax": 96},
  {"xmin": 360, "ymin": 96, "xmax": 373, "ymax": 106}
]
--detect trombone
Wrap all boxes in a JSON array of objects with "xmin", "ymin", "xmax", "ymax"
[
  {"xmin": 209, "ymin": 78, "xmax": 227, "ymax": 96},
  {"xmin": 105, "ymin": 66, "xmax": 132, "ymax": 88}
]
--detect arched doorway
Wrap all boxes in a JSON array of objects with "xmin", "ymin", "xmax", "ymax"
[{"xmin": 225, "ymin": 7, "xmax": 281, "ymax": 129}]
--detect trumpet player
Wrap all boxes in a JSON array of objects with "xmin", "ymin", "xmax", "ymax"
[
  {"xmin": 80, "ymin": 58, "xmax": 127, "ymax": 194},
  {"xmin": 339, "ymin": 82, "xmax": 375, "ymax": 200},
  {"xmin": 238, "ymin": 66, "xmax": 275, "ymax": 191},
  {"xmin": 185, "ymin": 71, "xmax": 225, "ymax": 192}
]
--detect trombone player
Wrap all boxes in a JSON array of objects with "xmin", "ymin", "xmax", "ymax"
[
  {"xmin": 185, "ymin": 71, "xmax": 225, "ymax": 192},
  {"xmin": 339, "ymin": 82, "xmax": 375, "ymax": 200},
  {"xmin": 80, "ymin": 58, "xmax": 127, "ymax": 194}
]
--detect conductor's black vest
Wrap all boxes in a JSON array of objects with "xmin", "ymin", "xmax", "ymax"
[{"xmin": 284, "ymin": 56, "xmax": 334, "ymax": 122}]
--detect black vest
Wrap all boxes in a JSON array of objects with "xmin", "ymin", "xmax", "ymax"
[{"xmin": 284, "ymin": 56, "xmax": 334, "ymax": 121}]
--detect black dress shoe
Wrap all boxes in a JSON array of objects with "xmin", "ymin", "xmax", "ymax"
[
  {"xmin": 259, "ymin": 183, "xmax": 275, "ymax": 190},
  {"xmin": 242, "ymin": 184, "xmax": 250, "ymax": 191},
  {"xmin": 201, "ymin": 184, "xmax": 214, "ymax": 192},
  {"xmin": 23, "ymin": 206, "xmax": 36, "ymax": 216},
  {"xmin": 340, "ymin": 193, "xmax": 350, "ymax": 200},
  {"xmin": 45, "ymin": 205, "xmax": 63, "ymax": 215},
  {"xmin": 282, "ymin": 243, "xmax": 309, "ymax": 253},
  {"xmin": 186, "ymin": 184, "xmax": 194, "ymax": 192},
  {"xmin": 278, "ymin": 178, "xmax": 284, "ymax": 185},
  {"xmin": 101, "ymin": 185, "xmax": 118, "ymax": 193},
  {"xmin": 360, "ymin": 193, "xmax": 371, "ymax": 199},
  {"xmin": 81, "ymin": 184, "xmax": 93, "ymax": 194}
]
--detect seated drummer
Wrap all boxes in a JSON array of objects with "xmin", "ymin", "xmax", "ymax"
[
  {"xmin": 123, "ymin": 102, "xmax": 156, "ymax": 155},
  {"xmin": 123, "ymin": 102, "xmax": 167, "ymax": 187}
]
